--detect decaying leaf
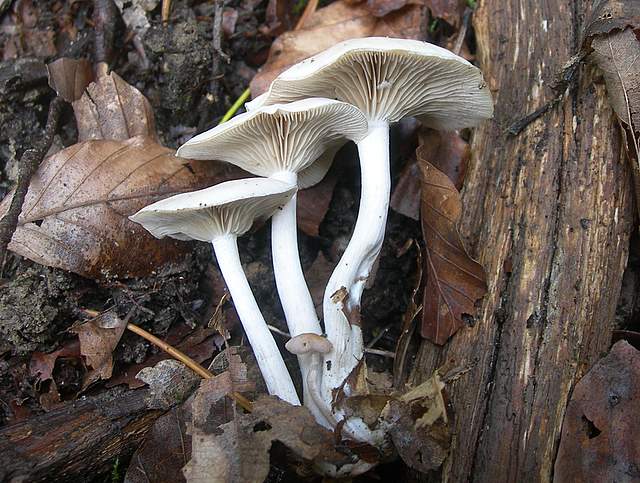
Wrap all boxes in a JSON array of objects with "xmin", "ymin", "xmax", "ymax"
[
  {"xmin": 250, "ymin": 0, "xmax": 427, "ymax": 95},
  {"xmin": 419, "ymin": 132, "xmax": 486, "ymax": 345},
  {"xmin": 583, "ymin": 2, "xmax": 640, "ymax": 211},
  {"xmin": 47, "ymin": 58, "xmax": 94, "ymax": 103},
  {"xmin": 30, "ymin": 339, "xmax": 81, "ymax": 382},
  {"xmin": 554, "ymin": 341, "xmax": 640, "ymax": 482},
  {"xmin": 70, "ymin": 311, "xmax": 127, "ymax": 386},
  {"xmin": 125, "ymin": 347, "xmax": 253, "ymax": 483},
  {"xmin": 72, "ymin": 70, "xmax": 157, "ymax": 142},
  {"xmin": 381, "ymin": 372, "xmax": 450, "ymax": 472},
  {"xmin": 137, "ymin": 359, "xmax": 201, "ymax": 410},
  {"xmin": 297, "ymin": 168, "xmax": 339, "ymax": 237},
  {"xmin": 185, "ymin": 396, "xmax": 355, "ymax": 483},
  {"xmin": 390, "ymin": 160, "xmax": 422, "ymax": 220},
  {"xmin": 0, "ymin": 136, "xmax": 235, "ymax": 278}
]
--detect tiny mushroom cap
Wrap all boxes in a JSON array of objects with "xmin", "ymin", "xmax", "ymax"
[
  {"xmin": 129, "ymin": 178, "xmax": 296, "ymax": 242},
  {"xmin": 286, "ymin": 333, "xmax": 333, "ymax": 355},
  {"xmin": 253, "ymin": 36, "xmax": 494, "ymax": 129},
  {"xmin": 176, "ymin": 98, "xmax": 368, "ymax": 188}
]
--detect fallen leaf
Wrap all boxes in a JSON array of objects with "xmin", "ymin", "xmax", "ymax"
[
  {"xmin": 297, "ymin": 167, "xmax": 339, "ymax": 237},
  {"xmin": 30, "ymin": 339, "xmax": 81, "ymax": 382},
  {"xmin": 263, "ymin": 0, "xmax": 297, "ymax": 37},
  {"xmin": 70, "ymin": 311, "xmax": 127, "ymax": 386},
  {"xmin": 390, "ymin": 160, "xmax": 421, "ymax": 220},
  {"xmin": 184, "ymin": 396, "xmax": 354, "ymax": 483},
  {"xmin": 422, "ymin": 0, "xmax": 466, "ymax": 26},
  {"xmin": 418, "ymin": 132, "xmax": 486, "ymax": 345},
  {"xmin": 72, "ymin": 71, "xmax": 158, "ymax": 142},
  {"xmin": 47, "ymin": 58, "xmax": 94, "ymax": 103},
  {"xmin": 125, "ymin": 347, "xmax": 253, "ymax": 483},
  {"xmin": 0, "ymin": 136, "xmax": 236, "ymax": 278},
  {"xmin": 250, "ymin": 0, "xmax": 427, "ymax": 96},
  {"xmin": 418, "ymin": 128, "xmax": 470, "ymax": 190},
  {"xmin": 583, "ymin": 2, "xmax": 640, "ymax": 215},
  {"xmin": 305, "ymin": 251, "xmax": 335, "ymax": 313},
  {"xmin": 381, "ymin": 372, "xmax": 450, "ymax": 472},
  {"xmin": 554, "ymin": 341, "xmax": 640, "ymax": 482},
  {"xmin": 137, "ymin": 359, "xmax": 201, "ymax": 410}
]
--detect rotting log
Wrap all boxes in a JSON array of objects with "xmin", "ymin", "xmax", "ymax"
[
  {"xmin": 0, "ymin": 387, "xmax": 161, "ymax": 482},
  {"xmin": 410, "ymin": 1, "xmax": 634, "ymax": 482}
]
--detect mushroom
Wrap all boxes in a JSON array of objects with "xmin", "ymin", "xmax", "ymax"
[
  {"xmin": 129, "ymin": 178, "xmax": 300, "ymax": 405},
  {"xmin": 176, "ymin": 98, "xmax": 368, "ymax": 414},
  {"xmin": 251, "ymin": 37, "xmax": 494, "ymax": 406}
]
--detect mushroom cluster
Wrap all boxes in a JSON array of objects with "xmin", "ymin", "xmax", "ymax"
[{"xmin": 130, "ymin": 36, "xmax": 493, "ymax": 474}]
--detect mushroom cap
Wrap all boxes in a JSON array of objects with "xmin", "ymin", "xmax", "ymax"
[
  {"xmin": 176, "ymin": 98, "xmax": 368, "ymax": 185},
  {"xmin": 129, "ymin": 178, "xmax": 296, "ymax": 242},
  {"xmin": 256, "ymin": 37, "xmax": 494, "ymax": 129},
  {"xmin": 285, "ymin": 333, "xmax": 333, "ymax": 355}
]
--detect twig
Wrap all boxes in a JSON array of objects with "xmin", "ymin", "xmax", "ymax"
[
  {"xmin": 364, "ymin": 348, "xmax": 395, "ymax": 358},
  {"xmin": 295, "ymin": 0, "xmax": 318, "ymax": 30},
  {"xmin": 452, "ymin": 8, "xmax": 472, "ymax": 56},
  {"xmin": 267, "ymin": 324, "xmax": 291, "ymax": 338},
  {"xmin": 0, "ymin": 96, "xmax": 65, "ymax": 261},
  {"xmin": 216, "ymin": 0, "xmax": 319, "ymax": 124},
  {"xmin": 161, "ymin": 0, "xmax": 171, "ymax": 25},
  {"xmin": 93, "ymin": 0, "xmax": 122, "ymax": 68},
  {"xmin": 126, "ymin": 323, "xmax": 253, "ymax": 412}
]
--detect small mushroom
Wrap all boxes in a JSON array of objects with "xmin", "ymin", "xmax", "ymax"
[
  {"xmin": 176, "ymin": 98, "xmax": 368, "ymax": 412},
  {"xmin": 285, "ymin": 334, "xmax": 336, "ymax": 426},
  {"xmin": 129, "ymin": 178, "xmax": 300, "ymax": 405},
  {"xmin": 252, "ymin": 37, "xmax": 494, "ymax": 408}
]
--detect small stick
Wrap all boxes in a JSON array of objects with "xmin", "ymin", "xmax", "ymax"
[
  {"xmin": 126, "ymin": 323, "xmax": 253, "ymax": 411},
  {"xmin": 267, "ymin": 324, "xmax": 291, "ymax": 338},
  {"xmin": 0, "ymin": 96, "xmax": 65, "ymax": 260},
  {"xmin": 364, "ymin": 348, "xmax": 395, "ymax": 358},
  {"xmin": 161, "ymin": 0, "xmax": 171, "ymax": 25},
  {"xmin": 295, "ymin": 0, "xmax": 319, "ymax": 30}
]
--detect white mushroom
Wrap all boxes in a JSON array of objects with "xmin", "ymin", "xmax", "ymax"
[
  {"xmin": 252, "ymin": 37, "xmax": 494, "ymax": 414},
  {"xmin": 129, "ymin": 178, "xmax": 300, "ymax": 405},
  {"xmin": 176, "ymin": 98, "xmax": 368, "ymax": 421}
]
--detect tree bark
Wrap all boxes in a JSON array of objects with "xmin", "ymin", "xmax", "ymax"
[
  {"xmin": 0, "ymin": 387, "xmax": 161, "ymax": 482},
  {"xmin": 410, "ymin": 2, "xmax": 634, "ymax": 482}
]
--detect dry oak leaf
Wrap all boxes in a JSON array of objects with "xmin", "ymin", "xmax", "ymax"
[
  {"xmin": 250, "ymin": 0, "xmax": 427, "ymax": 95},
  {"xmin": 47, "ymin": 58, "xmax": 94, "ymax": 103},
  {"xmin": 70, "ymin": 311, "xmax": 127, "ymax": 386},
  {"xmin": 72, "ymin": 70, "xmax": 157, "ymax": 142},
  {"xmin": 381, "ymin": 372, "xmax": 450, "ymax": 472},
  {"xmin": 419, "ymin": 140, "xmax": 486, "ymax": 345},
  {"xmin": 0, "ymin": 136, "xmax": 233, "ymax": 279},
  {"xmin": 554, "ymin": 341, "xmax": 640, "ymax": 483}
]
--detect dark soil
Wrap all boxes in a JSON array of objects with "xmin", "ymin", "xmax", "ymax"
[{"xmin": 0, "ymin": 0, "xmax": 422, "ymax": 478}]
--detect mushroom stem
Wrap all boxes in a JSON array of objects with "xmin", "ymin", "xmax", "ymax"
[
  {"xmin": 322, "ymin": 122, "xmax": 390, "ymax": 396},
  {"xmin": 212, "ymin": 234, "xmax": 301, "ymax": 405},
  {"xmin": 270, "ymin": 173, "xmax": 324, "ymax": 412}
]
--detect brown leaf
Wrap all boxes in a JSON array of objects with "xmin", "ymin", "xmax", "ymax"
[
  {"xmin": 554, "ymin": 341, "xmax": 640, "ymax": 482},
  {"xmin": 305, "ymin": 251, "xmax": 335, "ymax": 313},
  {"xmin": 30, "ymin": 339, "xmax": 81, "ymax": 382},
  {"xmin": 419, "ymin": 134, "xmax": 486, "ymax": 345},
  {"xmin": 264, "ymin": 0, "xmax": 297, "ymax": 37},
  {"xmin": 250, "ymin": 0, "xmax": 427, "ymax": 96},
  {"xmin": 137, "ymin": 359, "xmax": 201, "ymax": 410},
  {"xmin": 47, "ymin": 58, "xmax": 94, "ymax": 103},
  {"xmin": 72, "ymin": 71, "xmax": 157, "ymax": 142},
  {"xmin": 184, "ymin": 396, "xmax": 354, "ymax": 483},
  {"xmin": 70, "ymin": 311, "xmax": 127, "ymax": 386},
  {"xmin": 381, "ymin": 372, "xmax": 450, "ymax": 472},
  {"xmin": 390, "ymin": 161, "xmax": 421, "ymax": 220},
  {"xmin": 581, "ymin": 0, "xmax": 640, "ymax": 48},
  {"xmin": 125, "ymin": 347, "xmax": 253, "ymax": 483},
  {"xmin": 418, "ymin": 128, "xmax": 470, "ymax": 190},
  {"xmin": 423, "ymin": 0, "xmax": 467, "ymax": 26},
  {"xmin": 297, "ymin": 168, "xmax": 339, "ymax": 237},
  {"xmin": 0, "ymin": 136, "xmax": 235, "ymax": 279}
]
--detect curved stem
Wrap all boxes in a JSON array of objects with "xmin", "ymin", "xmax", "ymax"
[
  {"xmin": 271, "ymin": 171, "xmax": 325, "ymax": 416},
  {"xmin": 212, "ymin": 234, "xmax": 300, "ymax": 405},
  {"xmin": 321, "ymin": 123, "xmax": 390, "ymax": 398}
]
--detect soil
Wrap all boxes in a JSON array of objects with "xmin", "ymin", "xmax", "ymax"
[{"xmin": 0, "ymin": 0, "xmax": 421, "ymax": 477}]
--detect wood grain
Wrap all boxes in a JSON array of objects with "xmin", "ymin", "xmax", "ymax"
[{"xmin": 410, "ymin": 2, "xmax": 634, "ymax": 482}]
